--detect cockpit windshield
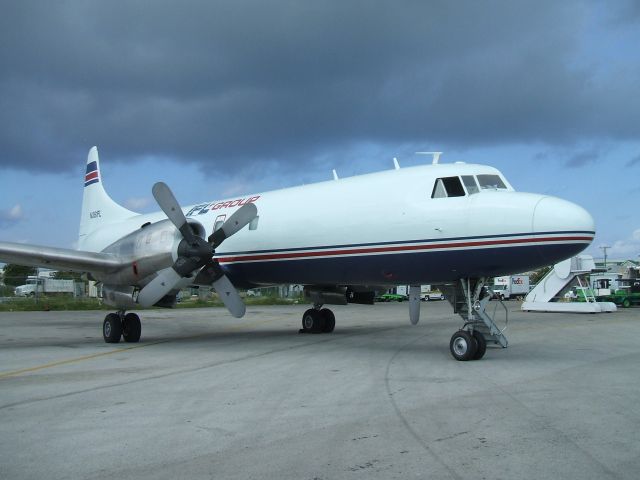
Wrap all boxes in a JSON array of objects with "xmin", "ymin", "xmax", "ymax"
[
  {"xmin": 477, "ymin": 174, "xmax": 507, "ymax": 190},
  {"xmin": 431, "ymin": 173, "xmax": 508, "ymax": 198}
]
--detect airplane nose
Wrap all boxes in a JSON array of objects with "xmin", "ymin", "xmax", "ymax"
[{"xmin": 533, "ymin": 196, "xmax": 595, "ymax": 235}]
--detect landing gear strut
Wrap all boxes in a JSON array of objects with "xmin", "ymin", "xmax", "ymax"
[
  {"xmin": 300, "ymin": 305, "xmax": 335, "ymax": 334},
  {"xmin": 103, "ymin": 311, "xmax": 141, "ymax": 343}
]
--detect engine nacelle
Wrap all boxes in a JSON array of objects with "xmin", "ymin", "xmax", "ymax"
[
  {"xmin": 96, "ymin": 219, "xmax": 207, "ymax": 287},
  {"xmin": 102, "ymin": 285, "xmax": 137, "ymax": 309},
  {"xmin": 102, "ymin": 284, "xmax": 179, "ymax": 309}
]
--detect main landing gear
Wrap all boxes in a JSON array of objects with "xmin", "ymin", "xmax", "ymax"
[
  {"xmin": 299, "ymin": 305, "xmax": 336, "ymax": 334},
  {"xmin": 103, "ymin": 311, "xmax": 141, "ymax": 343}
]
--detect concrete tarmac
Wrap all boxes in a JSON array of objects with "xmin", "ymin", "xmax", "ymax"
[{"xmin": 1, "ymin": 302, "xmax": 639, "ymax": 480}]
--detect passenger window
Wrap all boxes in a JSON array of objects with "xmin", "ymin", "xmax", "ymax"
[
  {"xmin": 462, "ymin": 175, "xmax": 479, "ymax": 194},
  {"xmin": 431, "ymin": 176, "xmax": 466, "ymax": 198},
  {"xmin": 477, "ymin": 174, "xmax": 506, "ymax": 190}
]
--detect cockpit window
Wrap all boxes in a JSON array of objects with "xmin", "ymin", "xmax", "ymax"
[
  {"xmin": 461, "ymin": 175, "xmax": 479, "ymax": 194},
  {"xmin": 477, "ymin": 174, "xmax": 506, "ymax": 190},
  {"xmin": 431, "ymin": 176, "xmax": 466, "ymax": 198},
  {"xmin": 432, "ymin": 179, "xmax": 447, "ymax": 198}
]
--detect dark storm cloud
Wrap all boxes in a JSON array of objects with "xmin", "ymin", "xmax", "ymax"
[{"xmin": 1, "ymin": 0, "xmax": 638, "ymax": 173}]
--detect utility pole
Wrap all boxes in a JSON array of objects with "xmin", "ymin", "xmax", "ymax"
[{"xmin": 600, "ymin": 245, "xmax": 610, "ymax": 270}]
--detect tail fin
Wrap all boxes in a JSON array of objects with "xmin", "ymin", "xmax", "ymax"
[{"xmin": 78, "ymin": 147, "xmax": 136, "ymax": 247}]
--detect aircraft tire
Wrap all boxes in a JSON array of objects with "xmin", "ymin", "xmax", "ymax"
[
  {"xmin": 301, "ymin": 309, "xmax": 325, "ymax": 333},
  {"xmin": 449, "ymin": 330, "xmax": 477, "ymax": 361},
  {"xmin": 122, "ymin": 312, "xmax": 141, "ymax": 343},
  {"xmin": 320, "ymin": 308, "xmax": 335, "ymax": 333},
  {"xmin": 103, "ymin": 313, "xmax": 122, "ymax": 343},
  {"xmin": 472, "ymin": 331, "xmax": 487, "ymax": 360}
]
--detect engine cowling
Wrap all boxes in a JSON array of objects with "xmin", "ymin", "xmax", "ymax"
[{"xmin": 96, "ymin": 219, "xmax": 207, "ymax": 287}]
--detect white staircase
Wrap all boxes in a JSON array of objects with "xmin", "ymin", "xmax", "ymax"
[{"xmin": 522, "ymin": 255, "xmax": 616, "ymax": 313}]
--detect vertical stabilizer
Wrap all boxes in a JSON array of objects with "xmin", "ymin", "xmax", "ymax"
[{"xmin": 78, "ymin": 147, "xmax": 136, "ymax": 247}]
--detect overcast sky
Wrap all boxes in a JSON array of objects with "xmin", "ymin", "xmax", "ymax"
[{"xmin": 1, "ymin": 0, "xmax": 639, "ymax": 261}]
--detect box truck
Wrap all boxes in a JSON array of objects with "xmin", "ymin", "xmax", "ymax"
[{"xmin": 492, "ymin": 275, "xmax": 530, "ymax": 300}]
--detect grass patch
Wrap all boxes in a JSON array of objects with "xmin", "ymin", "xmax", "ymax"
[
  {"xmin": 0, "ymin": 296, "xmax": 110, "ymax": 312},
  {"xmin": 176, "ymin": 295, "xmax": 301, "ymax": 308}
]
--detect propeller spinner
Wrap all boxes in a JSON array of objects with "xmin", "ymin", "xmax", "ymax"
[{"xmin": 137, "ymin": 182, "xmax": 257, "ymax": 317}]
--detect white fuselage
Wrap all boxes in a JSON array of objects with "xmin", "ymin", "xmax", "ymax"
[{"xmin": 80, "ymin": 163, "xmax": 595, "ymax": 288}]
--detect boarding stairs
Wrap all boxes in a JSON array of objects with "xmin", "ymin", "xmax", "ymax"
[
  {"xmin": 522, "ymin": 255, "xmax": 617, "ymax": 313},
  {"xmin": 438, "ymin": 279, "xmax": 509, "ymax": 348}
]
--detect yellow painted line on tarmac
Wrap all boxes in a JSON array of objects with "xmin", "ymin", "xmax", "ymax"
[
  {"xmin": 0, "ymin": 339, "xmax": 171, "ymax": 379},
  {"xmin": 0, "ymin": 316, "xmax": 277, "ymax": 380}
]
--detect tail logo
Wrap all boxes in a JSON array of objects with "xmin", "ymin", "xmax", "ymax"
[{"xmin": 85, "ymin": 161, "xmax": 100, "ymax": 187}]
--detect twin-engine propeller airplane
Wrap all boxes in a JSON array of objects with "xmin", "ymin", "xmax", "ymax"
[{"xmin": 0, "ymin": 147, "xmax": 595, "ymax": 360}]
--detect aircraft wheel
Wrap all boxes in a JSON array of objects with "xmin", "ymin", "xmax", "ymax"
[
  {"xmin": 301, "ymin": 309, "xmax": 325, "ymax": 333},
  {"xmin": 472, "ymin": 330, "xmax": 487, "ymax": 360},
  {"xmin": 103, "ymin": 313, "xmax": 122, "ymax": 343},
  {"xmin": 122, "ymin": 312, "xmax": 141, "ymax": 343},
  {"xmin": 449, "ymin": 330, "xmax": 477, "ymax": 361},
  {"xmin": 320, "ymin": 308, "xmax": 335, "ymax": 333}
]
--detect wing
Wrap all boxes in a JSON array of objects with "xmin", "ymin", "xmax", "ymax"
[{"xmin": 0, "ymin": 241, "xmax": 125, "ymax": 274}]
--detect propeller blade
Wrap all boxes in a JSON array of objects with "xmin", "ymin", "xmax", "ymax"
[
  {"xmin": 152, "ymin": 182, "xmax": 195, "ymax": 241},
  {"xmin": 212, "ymin": 274, "xmax": 246, "ymax": 318},
  {"xmin": 137, "ymin": 267, "xmax": 183, "ymax": 307},
  {"xmin": 409, "ymin": 285, "xmax": 421, "ymax": 325},
  {"xmin": 208, "ymin": 202, "xmax": 258, "ymax": 247}
]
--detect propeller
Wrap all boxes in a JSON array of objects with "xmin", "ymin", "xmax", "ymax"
[{"xmin": 137, "ymin": 182, "xmax": 257, "ymax": 317}]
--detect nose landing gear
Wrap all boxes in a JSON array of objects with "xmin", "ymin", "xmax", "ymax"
[
  {"xmin": 449, "ymin": 329, "xmax": 487, "ymax": 361},
  {"xmin": 442, "ymin": 277, "xmax": 508, "ymax": 361}
]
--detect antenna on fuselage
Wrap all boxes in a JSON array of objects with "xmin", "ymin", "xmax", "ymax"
[
  {"xmin": 332, "ymin": 169, "xmax": 339, "ymax": 180},
  {"xmin": 393, "ymin": 157, "xmax": 400, "ymax": 170},
  {"xmin": 416, "ymin": 151, "xmax": 443, "ymax": 164}
]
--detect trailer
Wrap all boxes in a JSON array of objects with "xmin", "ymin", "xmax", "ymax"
[{"xmin": 14, "ymin": 276, "xmax": 75, "ymax": 297}]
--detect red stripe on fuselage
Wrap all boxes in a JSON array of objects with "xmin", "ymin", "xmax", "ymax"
[
  {"xmin": 85, "ymin": 171, "xmax": 99, "ymax": 181},
  {"xmin": 216, "ymin": 235, "xmax": 593, "ymax": 264}
]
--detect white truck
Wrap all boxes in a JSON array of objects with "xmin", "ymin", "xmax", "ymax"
[
  {"xmin": 420, "ymin": 285, "xmax": 445, "ymax": 301},
  {"xmin": 492, "ymin": 275, "xmax": 530, "ymax": 300},
  {"xmin": 14, "ymin": 276, "xmax": 75, "ymax": 297}
]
